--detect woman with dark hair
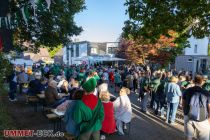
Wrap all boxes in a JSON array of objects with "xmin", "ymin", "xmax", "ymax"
[{"xmin": 64, "ymin": 90, "xmax": 85, "ymax": 137}]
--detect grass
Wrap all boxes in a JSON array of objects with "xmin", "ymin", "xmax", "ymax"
[{"xmin": 0, "ymin": 83, "xmax": 16, "ymax": 138}]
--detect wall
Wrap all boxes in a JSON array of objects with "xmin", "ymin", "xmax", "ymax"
[
  {"xmin": 106, "ymin": 42, "xmax": 119, "ymax": 55},
  {"xmin": 63, "ymin": 42, "xmax": 88, "ymax": 65},
  {"xmin": 175, "ymin": 55, "xmax": 194, "ymax": 72},
  {"xmin": 185, "ymin": 36, "xmax": 209, "ymax": 55}
]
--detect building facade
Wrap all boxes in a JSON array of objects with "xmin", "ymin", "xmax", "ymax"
[
  {"xmin": 175, "ymin": 36, "xmax": 210, "ymax": 75},
  {"xmin": 63, "ymin": 41, "xmax": 119, "ymax": 65}
]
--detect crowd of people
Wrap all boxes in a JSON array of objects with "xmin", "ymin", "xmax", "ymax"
[{"xmin": 7, "ymin": 63, "xmax": 210, "ymax": 140}]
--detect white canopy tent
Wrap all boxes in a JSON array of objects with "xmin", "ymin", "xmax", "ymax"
[{"xmin": 74, "ymin": 55, "xmax": 126, "ymax": 65}]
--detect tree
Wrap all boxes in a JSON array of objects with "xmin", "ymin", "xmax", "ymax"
[
  {"xmin": 123, "ymin": 0, "xmax": 210, "ymax": 41},
  {"xmin": 117, "ymin": 31, "xmax": 188, "ymax": 66},
  {"xmin": 48, "ymin": 44, "xmax": 62, "ymax": 58},
  {"xmin": 0, "ymin": 53, "xmax": 13, "ymax": 92},
  {"xmin": 0, "ymin": 0, "xmax": 85, "ymax": 52}
]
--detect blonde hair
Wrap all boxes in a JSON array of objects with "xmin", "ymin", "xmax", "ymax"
[
  {"xmin": 170, "ymin": 76, "xmax": 178, "ymax": 83},
  {"xmin": 99, "ymin": 91, "xmax": 110, "ymax": 102},
  {"xmin": 98, "ymin": 83, "xmax": 108, "ymax": 93},
  {"xmin": 120, "ymin": 87, "xmax": 130, "ymax": 96}
]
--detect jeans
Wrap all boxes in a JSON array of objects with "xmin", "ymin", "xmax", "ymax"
[
  {"xmin": 116, "ymin": 119, "xmax": 124, "ymax": 135},
  {"xmin": 166, "ymin": 102, "xmax": 179, "ymax": 123},
  {"xmin": 19, "ymin": 83, "xmax": 23, "ymax": 94},
  {"xmin": 140, "ymin": 92, "xmax": 150, "ymax": 112},
  {"xmin": 150, "ymin": 92, "xmax": 156, "ymax": 109},
  {"xmin": 9, "ymin": 81, "xmax": 17, "ymax": 100},
  {"xmin": 155, "ymin": 101, "xmax": 165, "ymax": 116}
]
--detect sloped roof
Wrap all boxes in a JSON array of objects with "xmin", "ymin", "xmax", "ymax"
[{"xmin": 55, "ymin": 48, "xmax": 63, "ymax": 56}]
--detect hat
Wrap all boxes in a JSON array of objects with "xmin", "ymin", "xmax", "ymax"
[{"xmin": 82, "ymin": 78, "xmax": 97, "ymax": 93}]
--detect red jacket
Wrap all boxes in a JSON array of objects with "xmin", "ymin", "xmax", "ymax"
[
  {"xmin": 109, "ymin": 72, "xmax": 114, "ymax": 82},
  {"xmin": 101, "ymin": 101, "xmax": 116, "ymax": 134}
]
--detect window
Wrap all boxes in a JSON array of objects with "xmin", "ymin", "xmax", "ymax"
[
  {"xmin": 71, "ymin": 45, "xmax": 74, "ymax": 57},
  {"xmin": 194, "ymin": 44, "xmax": 198, "ymax": 53},
  {"xmin": 91, "ymin": 48, "xmax": 97, "ymax": 54},
  {"xmin": 188, "ymin": 59, "xmax": 193, "ymax": 62},
  {"xmin": 108, "ymin": 47, "xmax": 117, "ymax": 54},
  {"xmin": 76, "ymin": 44, "xmax": 79, "ymax": 57}
]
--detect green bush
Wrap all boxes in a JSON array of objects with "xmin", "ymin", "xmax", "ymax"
[{"xmin": 0, "ymin": 77, "xmax": 15, "ymax": 138}]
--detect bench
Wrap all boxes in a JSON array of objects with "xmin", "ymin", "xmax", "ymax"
[
  {"xmin": 27, "ymin": 96, "xmax": 39, "ymax": 112},
  {"xmin": 64, "ymin": 133, "xmax": 76, "ymax": 140},
  {"xmin": 46, "ymin": 113, "xmax": 60, "ymax": 131}
]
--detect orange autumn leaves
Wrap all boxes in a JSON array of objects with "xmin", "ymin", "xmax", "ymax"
[{"xmin": 118, "ymin": 30, "xmax": 178, "ymax": 65}]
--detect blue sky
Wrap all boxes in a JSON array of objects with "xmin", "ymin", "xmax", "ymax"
[{"xmin": 73, "ymin": 0, "xmax": 128, "ymax": 42}]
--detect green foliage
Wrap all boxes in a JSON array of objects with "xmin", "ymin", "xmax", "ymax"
[
  {"xmin": 0, "ymin": 79, "xmax": 15, "ymax": 138},
  {"xmin": 0, "ymin": 53, "xmax": 13, "ymax": 89},
  {"xmin": 124, "ymin": 0, "xmax": 210, "ymax": 41},
  {"xmin": 9, "ymin": 0, "xmax": 86, "ymax": 52},
  {"xmin": 208, "ymin": 44, "xmax": 210, "ymax": 56},
  {"xmin": 48, "ymin": 44, "xmax": 62, "ymax": 58}
]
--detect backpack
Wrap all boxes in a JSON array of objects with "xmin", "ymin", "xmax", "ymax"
[{"xmin": 188, "ymin": 92, "xmax": 208, "ymax": 122}]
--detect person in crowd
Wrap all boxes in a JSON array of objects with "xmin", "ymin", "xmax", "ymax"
[
  {"xmin": 155, "ymin": 73, "xmax": 167, "ymax": 117},
  {"xmin": 27, "ymin": 72, "xmax": 42, "ymax": 96},
  {"xmin": 59, "ymin": 80, "xmax": 69, "ymax": 94},
  {"xmin": 138, "ymin": 72, "xmax": 145, "ymax": 101},
  {"xmin": 165, "ymin": 76, "xmax": 182, "ymax": 125},
  {"xmin": 69, "ymin": 80, "xmax": 80, "ymax": 100},
  {"xmin": 57, "ymin": 77, "xmax": 67, "ymax": 89},
  {"xmin": 202, "ymin": 75, "xmax": 210, "ymax": 92},
  {"xmin": 114, "ymin": 87, "xmax": 132, "ymax": 136},
  {"xmin": 64, "ymin": 90, "xmax": 85, "ymax": 137},
  {"xmin": 45, "ymin": 80, "xmax": 65, "ymax": 108},
  {"xmin": 109, "ymin": 70, "xmax": 115, "ymax": 87},
  {"xmin": 8, "ymin": 68, "xmax": 18, "ymax": 101},
  {"xmin": 114, "ymin": 70, "xmax": 122, "ymax": 93},
  {"xmin": 39, "ymin": 77, "xmax": 48, "ymax": 94},
  {"xmin": 140, "ymin": 72, "xmax": 151, "ymax": 113},
  {"xmin": 133, "ymin": 71, "xmax": 139, "ymax": 93},
  {"xmin": 98, "ymin": 83, "xmax": 108, "ymax": 93},
  {"xmin": 126, "ymin": 71, "xmax": 134, "ymax": 92},
  {"xmin": 150, "ymin": 72, "xmax": 161, "ymax": 109},
  {"xmin": 182, "ymin": 75, "xmax": 210, "ymax": 140},
  {"xmin": 179, "ymin": 76, "xmax": 187, "ymax": 91},
  {"xmin": 102, "ymin": 70, "xmax": 109, "ymax": 84},
  {"xmin": 27, "ymin": 68, "xmax": 35, "ymax": 82},
  {"xmin": 17, "ymin": 66, "xmax": 29, "ymax": 94},
  {"xmin": 73, "ymin": 78, "xmax": 104, "ymax": 140},
  {"xmin": 99, "ymin": 91, "xmax": 116, "ymax": 139}
]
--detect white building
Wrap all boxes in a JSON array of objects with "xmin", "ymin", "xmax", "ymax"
[
  {"xmin": 175, "ymin": 36, "xmax": 210, "ymax": 75},
  {"xmin": 63, "ymin": 41, "xmax": 120, "ymax": 65}
]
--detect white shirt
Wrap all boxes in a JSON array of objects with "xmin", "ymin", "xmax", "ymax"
[{"xmin": 114, "ymin": 95, "xmax": 132, "ymax": 123}]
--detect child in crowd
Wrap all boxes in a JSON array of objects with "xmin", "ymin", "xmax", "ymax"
[
  {"xmin": 99, "ymin": 91, "xmax": 116, "ymax": 139},
  {"xmin": 114, "ymin": 87, "xmax": 132, "ymax": 135}
]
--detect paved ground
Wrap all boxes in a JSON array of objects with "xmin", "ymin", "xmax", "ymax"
[{"xmin": 1, "ymin": 86, "xmax": 185, "ymax": 140}]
